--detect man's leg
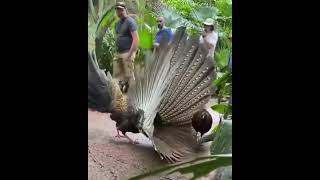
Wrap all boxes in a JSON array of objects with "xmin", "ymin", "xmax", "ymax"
[
  {"xmin": 113, "ymin": 54, "xmax": 124, "ymax": 83},
  {"xmin": 114, "ymin": 53, "xmax": 128, "ymax": 92},
  {"xmin": 123, "ymin": 51, "xmax": 136, "ymax": 88}
]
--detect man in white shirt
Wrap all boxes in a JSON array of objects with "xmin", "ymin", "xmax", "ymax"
[{"xmin": 200, "ymin": 18, "xmax": 218, "ymax": 58}]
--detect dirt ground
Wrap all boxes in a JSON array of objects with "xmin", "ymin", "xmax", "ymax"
[{"xmin": 88, "ymin": 105, "xmax": 220, "ymax": 180}]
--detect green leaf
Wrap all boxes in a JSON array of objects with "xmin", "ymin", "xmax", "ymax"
[
  {"xmin": 215, "ymin": 48, "xmax": 230, "ymax": 69},
  {"xmin": 213, "ymin": 71, "xmax": 231, "ymax": 90},
  {"xmin": 212, "ymin": 104, "xmax": 228, "ymax": 114},
  {"xmin": 96, "ymin": 7, "xmax": 115, "ymax": 39},
  {"xmin": 129, "ymin": 155, "xmax": 232, "ymax": 180},
  {"xmin": 168, "ymin": 156, "xmax": 232, "ymax": 180},
  {"xmin": 211, "ymin": 120, "xmax": 232, "ymax": 155},
  {"xmin": 138, "ymin": 30, "xmax": 153, "ymax": 49}
]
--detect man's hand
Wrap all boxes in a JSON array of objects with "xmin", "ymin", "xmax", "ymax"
[
  {"xmin": 125, "ymin": 53, "xmax": 132, "ymax": 62},
  {"xmin": 154, "ymin": 43, "xmax": 160, "ymax": 48}
]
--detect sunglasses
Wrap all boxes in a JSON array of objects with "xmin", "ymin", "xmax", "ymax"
[{"xmin": 157, "ymin": 20, "xmax": 162, "ymax": 23}]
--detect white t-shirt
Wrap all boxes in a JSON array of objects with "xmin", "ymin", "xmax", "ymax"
[{"xmin": 200, "ymin": 31, "xmax": 218, "ymax": 57}]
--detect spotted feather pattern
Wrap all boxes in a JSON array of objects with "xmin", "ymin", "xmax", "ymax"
[{"xmin": 159, "ymin": 41, "xmax": 216, "ymax": 125}]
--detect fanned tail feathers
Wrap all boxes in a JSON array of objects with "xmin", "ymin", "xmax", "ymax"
[
  {"xmin": 127, "ymin": 27, "xmax": 187, "ymax": 138},
  {"xmin": 125, "ymin": 27, "xmax": 216, "ymax": 163},
  {"xmin": 153, "ymin": 31, "xmax": 216, "ymax": 162}
]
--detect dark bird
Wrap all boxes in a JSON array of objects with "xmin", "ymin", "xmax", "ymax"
[{"xmin": 88, "ymin": 27, "xmax": 216, "ymax": 162}]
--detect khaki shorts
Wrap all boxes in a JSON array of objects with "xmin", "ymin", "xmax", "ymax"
[{"xmin": 113, "ymin": 51, "xmax": 136, "ymax": 85}]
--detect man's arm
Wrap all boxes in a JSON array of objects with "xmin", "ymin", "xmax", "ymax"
[
  {"xmin": 127, "ymin": 30, "xmax": 138, "ymax": 60},
  {"xmin": 126, "ymin": 18, "xmax": 138, "ymax": 60}
]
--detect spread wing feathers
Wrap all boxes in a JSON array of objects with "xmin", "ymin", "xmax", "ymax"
[
  {"xmin": 159, "ymin": 38, "xmax": 216, "ymax": 126},
  {"xmin": 127, "ymin": 27, "xmax": 187, "ymax": 138},
  {"xmin": 88, "ymin": 51, "xmax": 113, "ymax": 112},
  {"xmin": 153, "ymin": 125, "xmax": 199, "ymax": 163}
]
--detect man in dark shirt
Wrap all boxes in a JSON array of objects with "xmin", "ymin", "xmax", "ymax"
[
  {"xmin": 113, "ymin": 2, "xmax": 138, "ymax": 92},
  {"xmin": 154, "ymin": 17, "xmax": 172, "ymax": 52}
]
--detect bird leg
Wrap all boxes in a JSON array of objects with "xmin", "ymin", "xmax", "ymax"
[{"xmin": 115, "ymin": 130, "xmax": 125, "ymax": 138}]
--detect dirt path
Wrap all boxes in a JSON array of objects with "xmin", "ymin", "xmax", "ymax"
[{"xmin": 88, "ymin": 108, "xmax": 220, "ymax": 180}]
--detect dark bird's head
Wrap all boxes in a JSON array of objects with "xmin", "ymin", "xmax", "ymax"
[
  {"xmin": 192, "ymin": 109, "xmax": 213, "ymax": 136},
  {"xmin": 110, "ymin": 108, "xmax": 143, "ymax": 135}
]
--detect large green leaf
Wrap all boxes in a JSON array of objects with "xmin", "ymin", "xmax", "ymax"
[
  {"xmin": 96, "ymin": 7, "xmax": 115, "ymax": 39},
  {"xmin": 168, "ymin": 156, "xmax": 231, "ymax": 180},
  {"xmin": 138, "ymin": 30, "xmax": 153, "ymax": 49},
  {"xmin": 129, "ymin": 155, "xmax": 232, "ymax": 180},
  {"xmin": 211, "ymin": 120, "xmax": 232, "ymax": 155},
  {"xmin": 214, "ymin": 0, "xmax": 232, "ymax": 17},
  {"xmin": 213, "ymin": 71, "xmax": 231, "ymax": 90},
  {"xmin": 212, "ymin": 104, "xmax": 228, "ymax": 114},
  {"xmin": 215, "ymin": 48, "xmax": 230, "ymax": 69}
]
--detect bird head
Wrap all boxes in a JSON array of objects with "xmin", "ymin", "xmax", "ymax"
[{"xmin": 192, "ymin": 109, "xmax": 213, "ymax": 136}]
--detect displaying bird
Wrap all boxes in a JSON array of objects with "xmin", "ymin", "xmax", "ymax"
[{"xmin": 88, "ymin": 27, "xmax": 216, "ymax": 162}]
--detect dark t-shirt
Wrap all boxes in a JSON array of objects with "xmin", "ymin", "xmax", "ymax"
[
  {"xmin": 155, "ymin": 28, "xmax": 173, "ymax": 44},
  {"xmin": 115, "ymin": 17, "xmax": 137, "ymax": 53}
]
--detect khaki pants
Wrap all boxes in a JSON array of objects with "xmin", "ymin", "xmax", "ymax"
[{"xmin": 113, "ymin": 51, "xmax": 136, "ymax": 86}]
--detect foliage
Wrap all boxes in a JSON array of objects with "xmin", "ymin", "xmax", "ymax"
[
  {"xmin": 129, "ymin": 155, "xmax": 231, "ymax": 180},
  {"xmin": 213, "ymin": 69, "xmax": 232, "ymax": 119},
  {"xmin": 134, "ymin": 0, "xmax": 158, "ymax": 49},
  {"xmin": 215, "ymin": 48, "xmax": 230, "ymax": 70},
  {"xmin": 99, "ymin": 29, "xmax": 116, "ymax": 73},
  {"xmin": 159, "ymin": 0, "xmax": 232, "ymax": 38},
  {"xmin": 88, "ymin": 0, "xmax": 116, "ymax": 71},
  {"xmin": 211, "ymin": 120, "xmax": 232, "ymax": 154},
  {"xmin": 88, "ymin": 0, "xmax": 116, "ymax": 47},
  {"xmin": 161, "ymin": 0, "xmax": 194, "ymax": 18},
  {"xmin": 94, "ymin": 0, "xmax": 232, "ymax": 71}
]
